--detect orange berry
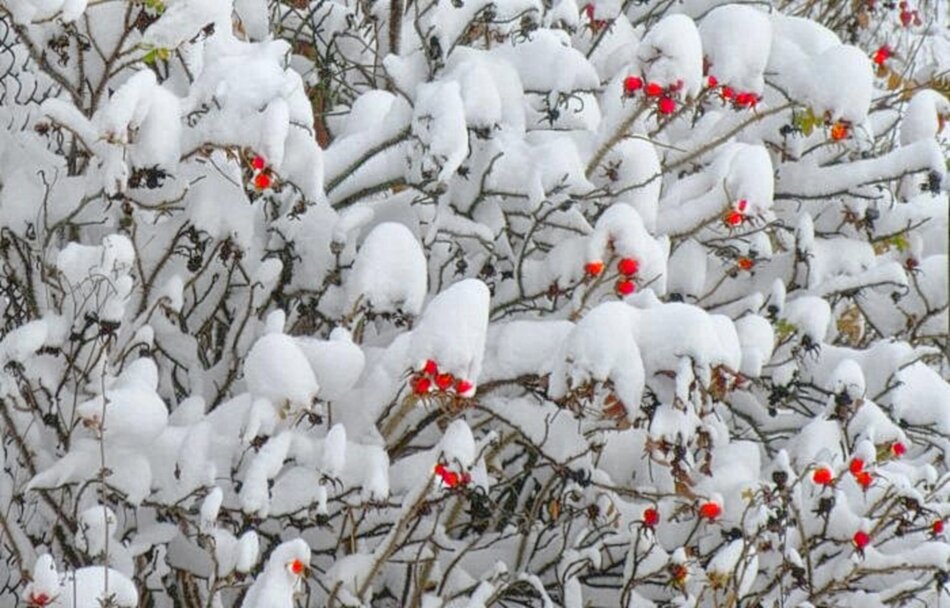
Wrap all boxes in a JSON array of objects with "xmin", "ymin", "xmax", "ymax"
[{"xmin": 585, "ymin": 261, "xmax": 605, "ymax": 276}]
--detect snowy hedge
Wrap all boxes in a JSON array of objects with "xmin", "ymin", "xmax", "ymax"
[{"xmin": 0, "ymin": 0, "xmax": 948, "ymax": 606}]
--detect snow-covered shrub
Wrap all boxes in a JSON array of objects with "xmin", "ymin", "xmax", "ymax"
[{"xmin": 0, "ymin": 0, "xmax": 947, "ymax": 606}]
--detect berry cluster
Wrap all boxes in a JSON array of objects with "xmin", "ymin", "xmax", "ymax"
[
  {"xmin": 622, "ymin": 76, "xmax": 679, "ymax": 115},
  {"xmin": 411, "ymin": 359, "xmax": 475, "ymax": 398},
  {"xmin": 706, "ymin": 76, "xmax": 759, "ymax": 111},
  {"xmin": 250, "ymin": 154, "xmax": 272, "ymax": 190},
  {"xmin": 584, "ymin": 256, "xmax": 641, "ymax": 296},
  {"xmin": 849, "ymin": 457, "xmax": 874, "ymax": 490}
]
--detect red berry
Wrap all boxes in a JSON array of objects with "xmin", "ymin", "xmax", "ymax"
[
  {"xmin": 617, "ymin": 257, "xmax": 639, "ymax": 276},
  {"xmin": 616, "ymin": 279, "xmax": 636, "ymax": 296},
  {"xmin": 643, "ymin": 507, "xmax": 660, "ymax": 527},
  {"xmin": 853, "ymin": 530, "xmax": 870, "ymax": 550},
  {"xmin": 724, "ymin": 210, "xmax": 744, "ymax": 227},
  {"xmin": 856, "ymin": 471, "xmax": 873, "ymax": 489},
  {"xmin": 707, "ymin": 75, "xmax": 718, "ymax": 88},
  {"xmin": 657, "ymin": 97, "xmax": 677, "ymax": 115},
  {"xmin": 736, "ymin": 199, "xmax": 748, "ymax": 212},
  {"xmin": 435, "ymin": 373, "xmax": 455, "ymax": 391},
  {"xmin": 29, "ymin": 593, "xmax": 51, "ymax": 607},
  {"xmin": 254, "ymin": 172, "xmax": 271, "ymax": 190},
  {"xmin": 721, "ymin": 86, "xmax": 735, "ymax": 100},
  {"xmin": 849, "ymin": 458, "xmax": 865, "ymax": 475},
  {"xmin": 584, "ymin": 3, "xmax": 594, "ymax": 18},
  {"xmin": 812, "ymin": 467, "xmax": 833, "ymax": 485},
  {"xmin": 412, "ymin": 376, "xmax": 432, "ymax": 395},
  {"xmin": 645, "ymin": 82, "xmax": 664, "ymax": 97},
  {"xmin": 900, "ymin": 10, "xmax": 912, "ymax": 26},
  {"xmin": 735, "ymin": 92, "xmax": 758, "ymax": 108},
  {"xmin": 699, "ymin": 501, "xmax": 721, "ymax": 520},
  {"xmin": 737, "ymin": 257, "xmax": 754, "ymax": 271},
  {"xmin": 891, "ymin": 442, "xmax": 906, "ymax": 457},
  {"xmin": 623, "ymin": 76, "xmax": 643, "ymax": 95},
  {"xmin": 872, "ymin": 45, "xmax": 891, "ymax": 66},
  {"xmin": 455, "ymin": 379, "xmax": 474, "ymax": 396},
  {"xmin": 830, "ymin": 122, "xmax": 849, "ymax": 141},
  {"xmin": 585, "ymin": 260, "xmax": 605, "ymax": 276},
  {"xmin": 933, "ymin": 520, "xmax": 945, "ymax": 535},
  {"xmin": 423, "ymin": 359, "xmax": 439, "ymax": 376},
  {"xmin": 252, "ymin": 155, "xmax": 266, "ymax": 170}
]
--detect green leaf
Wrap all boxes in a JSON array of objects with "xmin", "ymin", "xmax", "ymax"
[{"xmin": 775, "ymin": 318, "xmax": 798, "ymax": 340}]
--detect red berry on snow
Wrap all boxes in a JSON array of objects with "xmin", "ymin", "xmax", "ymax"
[
  {"xmin": 933, "ymin": 520, "xmax": 945, "ymax": 535},
  {"xmin": 900, "ymin": 10, "xmax": 912, "ymax": 26},
  {"xmin": 617, "ymin": 257, "xmax": 639, "ymax": 276},
  {"xmin": 585, "ymin": 260, "xmax": 605, "ymax": 276},
  {"xmin": 643, "ymin": 507, "xmax": 660, "ymax": 527},
  {"xmin": 737, "ymin": 257, "xmax": 754, "ymax": 271},
  {"xmin": 855, "ymin": 471, "xmax": 873, "ymax": 489},
  {"xmin": 699, "ymin": 501, "xmax": 721, "ymax": 520},
  {"xmin": 423, "ymin": 359, "xmax": 439, "ymax": 376},
  {"xmin": 853, "ymin": 530, "xmax": 870, "ymax": 550},
  {"xmin": 254, "ymin": 172, "xmax": 271, "ymax": 190},
  {"xmin": 849, "ymin": 458, "xmax": 865, "ymax": 475},
  {"xmin": 435, "ymin": 373, "xmax": 455, "ymax": 391},
  {"xmin": 289, "ymin": 559, "xmax": 305, "ymax": 575},
  {"xmin": 624, "ymin": 76, "xmax": 643, "ymax": 95},
  {"xmin": 724, "ymin": 210, "xmax": 744, "ymax": 227},
  {"xmin": 737, "ymin": 199, "xmax": 748, "ymax": 212},
  {"xmin": 891, "ymin": 441, "xmax": 906, "ymax": 457},
  {"xmin": 456, "ymin": 379, "xmax": 474, "ymax": 396},
  {"xmin": 413, "ymin": 376, "xmax": 432, "ymax": 395},
  {"xmin": 616, "ymin": 279, "xmax": 636, "ymax": 296},
  {"xmin": 707, "ymin": 75, "xmax": 718, "ymax": 88},
  {"xmin": 584, "ymin": 3, "xmax": 594, "ymax": 18},
  {"xmin": 645, "ymin": 82, "xmax": 664, "ymax": 97},
  {"xmin": 721, "ymin": 86, "xmax": 735, "ymax": 100},
  {"xmin": 812, "ymin": 467, "xmax": 833, "ymax": 485},
  {"xmin": 657, "ymin": 97, "xmax": 677, "ymax": 115},
  {"xmin": 252, "ymin": 155, "xmax": 266, "ymax": 170}
]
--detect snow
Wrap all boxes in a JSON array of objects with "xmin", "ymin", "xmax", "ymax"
[
  {"xmin": 699, "ymin": 5, "xmax": 772, "ymax": 93},
  {"xmin": 347, "ymin": 222, "xmax": 428, "ymax": 315},
  {"xmin": 244, "ymin": 333, "xmax": 320, "ymax": 412},
  {"xmin": 900, "ymin": 89, "xmax": 950, "ymax": 145},
  {"xmin": 2, "ymin": 3, "xmax": 949, "ymax": 607},
  {"xmin": 240, "ymin": 538, "xmax": 310, "ymax": 608},
  {"xmin": 550, "ymin": 302, "xmax": 645, "ymax": 415},
  {"xmin": 635, "ymin": 14, "xmax": 704, "ymax": 98},
  {"xmin": 805, "ymin": 45, "xmax": 874, "ymax": 124},
  {"xmin": 409, "ymin": 279, "xmax": 490, "ymax": 385}
]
